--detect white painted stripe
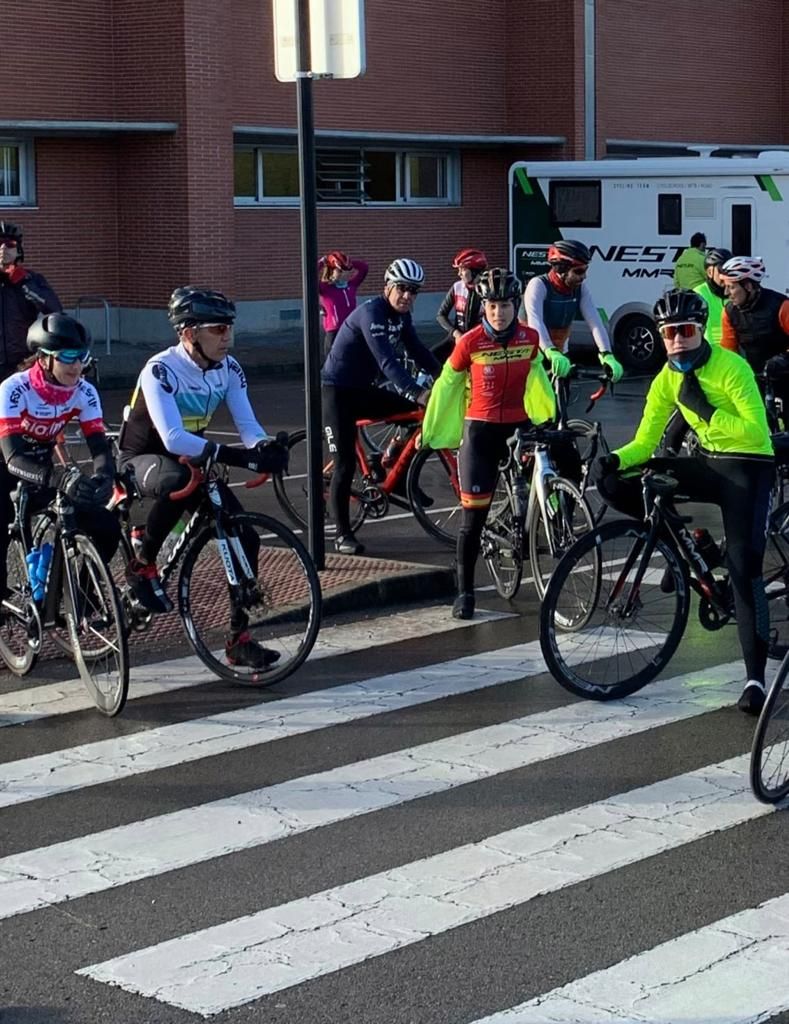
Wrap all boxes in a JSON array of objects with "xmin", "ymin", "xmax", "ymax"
[
  {"xmin": 0, "ymin": 632, "xmax": 578, "ymax": 809},
  {"xmin": 0, "ymin": 662, "xmax": 744, "ymax": 920},
  {"xmin": 470, "ymin": 892, "xmax": 789, "ymax": 1023},
  {"xmin": 77, "ymin": 753, "xmax": 776, "ymax": 1016},
  {"xmin": 0, "ymin": 606, "xmax": 511, "ymax": 727}
]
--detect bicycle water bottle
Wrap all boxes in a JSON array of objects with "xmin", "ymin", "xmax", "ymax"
[
  {"xmin": 367, "ymin": 451, "xmax": 386, "ymax": 483},
  {"xmin": 26, "ymin": 548, "xmax": 41, "ymax": 594},
  {"xmin": 35, "ymin": 543, "xmax": 53, "ymax": 600},
  {"xmin": 381, "ymin": 435, "xmax": 404, "ymax": 469}
]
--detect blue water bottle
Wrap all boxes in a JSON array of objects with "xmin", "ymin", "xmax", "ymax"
[
  {"xmin": 35, "ymin": 543, "xmax": 53, "ymax": 600},
  {"xmin": 26, "ymin": 547, "xmax": 41, "ymax": 595}
]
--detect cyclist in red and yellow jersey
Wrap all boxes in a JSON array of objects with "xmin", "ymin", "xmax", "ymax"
[{"xmin": 421, "ymin": 268, "xmax": 555, "ymax": 620}]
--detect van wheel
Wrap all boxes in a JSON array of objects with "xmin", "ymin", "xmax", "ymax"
[{"xmin": 614, "ymin": 315, "xmax": 663, "ymax": 372}]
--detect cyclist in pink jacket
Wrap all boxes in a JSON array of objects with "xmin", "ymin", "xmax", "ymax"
[{"xmin": 318, "ymin": 250, "xmax": 369, "ymax": 357}]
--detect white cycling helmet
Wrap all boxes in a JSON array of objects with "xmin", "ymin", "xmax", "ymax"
[
  {"xmin": 384, "ymin": 258, "xmax": 425, "ymax": 288},
  {"xmin": 720, "ymin": 255, "xmax": 766, "ymax": 283}
]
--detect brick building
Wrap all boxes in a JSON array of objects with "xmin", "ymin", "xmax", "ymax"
[{"xmin": 1, "ymin": 0, "xmax": 788, "ymax": 341}]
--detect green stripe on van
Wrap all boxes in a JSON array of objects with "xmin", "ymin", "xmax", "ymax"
[
  {"xmin": 597, "ymin": 308, "xmax": 609, "ymax": 324},
  {"xmin": 515, "ymin": 168, "xmax": 533, "ymax": 196},
  {"xmin": 757, "ymin": 174, "xmax": 783, "ymax": 201}
]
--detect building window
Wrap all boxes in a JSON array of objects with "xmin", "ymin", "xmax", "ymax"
[
  {"xmin": 0, "ymin": 140, "xmax": 33, "ymax": 205},
  {"xmin": 549, "ymin": 180, "xmax": 601, "ymax": 228},
  {"xmin": 658, "ymin": 193, "xmax": 682, "ymax": 235},
  {"xmin": 234, "ymin": 145, "xmax": 458, "ymax": 206}
]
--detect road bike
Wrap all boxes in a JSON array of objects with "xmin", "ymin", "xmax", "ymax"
[
  {"xmin": 1, "ymin": 482, "xmax": 129, "ymax": 715},
  {"xmin": 750, "ymin": 652, "xmax": 789, "ymax": 804},
  {"xmin": 480, "ymin": 424, "xmax": 595, "ymax": 601},
  {"xmin": 540, "ymin": 469, "xmax": 789, "ymax": 701},
  {"xmin": 273, "ymin": 409, "xmax": 462, "ymax": 544},
  {"xmin": 110, "ymin": 457, "xmax": 322, "ymax": 686}
]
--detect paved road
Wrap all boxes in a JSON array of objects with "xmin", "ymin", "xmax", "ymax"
[{"xmin": 5, "ymin": 370, "xmax": 787, "ymax": 1022}]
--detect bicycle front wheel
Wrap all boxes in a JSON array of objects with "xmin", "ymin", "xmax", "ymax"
[
  {"xmin": 63, "ymin": 535, "xmax": 129, "ymax": 716},
  {"xmin": 0, "ymin": 536, "xmax": 40, "ymax": 676},
  {"xmin": 481, "ymin": 475, "xmax": 524, "ymax": 600},
  {"xmin": 528, "ymin": 476, "xmax": 594, "ymax": 601},
  {"xmin": 273, "ymin": 429, "xmax": 366, "ymax": 535},
  {"xmin": 540, "ymin": 520, "xmax": 690, "ymax": 700},
  {"xmin": 764, "ymin": 502, "xmax": 789, "ymax": 659},
  {"xmin": 750, "ymin": 658, "xmax": 789, "ymax": 803},
  {"xmin": 406, "ymin": 445, "xmax": 462, "ymax": 546},
  {"xmin": 179, "ymin": 511, "xmax": 322, "ymax": 686}
]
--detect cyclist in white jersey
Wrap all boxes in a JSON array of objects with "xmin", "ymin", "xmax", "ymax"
[{"xmin": 119, "ymin": 287, "xmax": 288, "ymax": 670}]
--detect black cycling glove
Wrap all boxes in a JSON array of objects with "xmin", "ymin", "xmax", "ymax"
[{"xmin": 678, "ymin": 371, "xmax": 715, "ymax": 423}]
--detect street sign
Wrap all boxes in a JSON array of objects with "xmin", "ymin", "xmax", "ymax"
[{"xmin": 273, "ymin": 0, "xmax": 366, "ymax": 81}]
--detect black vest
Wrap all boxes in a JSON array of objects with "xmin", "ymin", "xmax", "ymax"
[{"xmin": 726, "ymin": 287, "xmax": 788, "ymax": 372}]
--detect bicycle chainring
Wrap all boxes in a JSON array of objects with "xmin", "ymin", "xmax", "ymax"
[{"xmin": 361, "ymin": 485, "xmax": 389, "ymax": 519}]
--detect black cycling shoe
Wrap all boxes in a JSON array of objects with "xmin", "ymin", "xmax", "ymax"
[
  {"xmin": 452, "ymin": 592, "xmax": 475, "ymax": 620},
  {"xmin": 335, "ymin": 533, "xmax": 365, "ymax": 556},
  {"xmin": 737, "ymin": 681, "xmax": 766, "ymax": 716},
  {"xmin": 225, "ymin": 630, "xmax": 280, "ymax": 670},
  {"xmin": 125, "ymin": 559, "xmax": 173, "ymax": 614}
]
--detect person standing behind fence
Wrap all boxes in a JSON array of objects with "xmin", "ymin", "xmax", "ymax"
[
  {"xmin": 0, "ymin": 221, "xmax": 62, "ymax": 383},
  {"xmin": 318, "ymin": 250, "xmax": 368, "ymax": 358},
  {"xmin": 673, "ymin": 232, "xmax": 707, "ymax": 290}
]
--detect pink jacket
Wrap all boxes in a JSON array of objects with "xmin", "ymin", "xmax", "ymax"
[{"xmin": 318, "ymin": 259, "xmax": 369, "ymax": 332}]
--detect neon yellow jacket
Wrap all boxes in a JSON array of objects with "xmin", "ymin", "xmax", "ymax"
[
  {"xmin": 693, "ymin": 281, "xmax": 725, "ymax": 345},
  {"xmin": 673, "ymin": 247, "xmax": 706, "ymax": 290},
  {"xmin": 614, "ymin": 344, "xmax": 773, "ymax": 470},
  {"xmin": 421, "ymin": 355, "xmax": 556, "ymax": 450}
]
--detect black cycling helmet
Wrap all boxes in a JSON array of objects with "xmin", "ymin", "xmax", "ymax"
[
  {"xmin": 27, "ymin": 313, "xmax": 92, "ymax": 355},
  {"xmin": 653, "ymin": 289, "xmax": 709, "ymax": 327},
  {"xmin": 167, "ymin": 286, "xmax": 236, "ymax": 329},
  {"xmin": 475, "ymin": 268, "xmax": 522, "ymax": 304},
  {"xmin": 547, "ymin": 239, "xmax": 592, "ymax": 269},
  {"xmin": 704, "ymin": 246, "xmax": 733, "ymax": 269},
  {"xmin": 0, "ymin": 220, "xmax": 24, "ymax": 261}
]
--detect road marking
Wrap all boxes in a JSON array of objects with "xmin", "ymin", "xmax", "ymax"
[
  {"xmin": 76, "ymin": 753, "xmax": 774, "ymax": 1016},
  {"xmin": 468, "ymin": 892, "xmax": 789, "ymax": 1023},
  {"xmin": 0, "ymin": 661, "xmax": 743, "ymax": 919},
  {"xmin": 0, "ymin": 606, "xmax": 511, "ymax": 727}
]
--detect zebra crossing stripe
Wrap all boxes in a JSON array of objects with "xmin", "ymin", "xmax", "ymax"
[
  {"xmin": 0, "ymin": 662, "xmax": 744, "ymax": 921},
  {"xmin": 0, "ymin": 606, "xmax": 513, "ymax": 726},
  {"xmin": 0, "ymin": 630, "xmax": 656, "ymax": 810},
  {"xmin": 76, "ymin": 753, "xmax": 774, "ymax": 1016},
  {"xmin": 468, "ymin": 892, "xmax": 789, "ymax": 1023}
]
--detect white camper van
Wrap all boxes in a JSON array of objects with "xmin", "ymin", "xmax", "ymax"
[{"xmin": 509, "ymin": 153, "xmax": 789, "ymax": 370}]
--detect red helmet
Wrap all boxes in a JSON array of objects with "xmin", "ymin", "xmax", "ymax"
[
  {"xmin": 547, "ymin": 240, "xmax": 591, "ymax": 269},
  {"xmin": 452, "ymin": 247, "xmax": 488, "ymax": 272},
  {"xmin": 325, "ymin": 250, "xmax": 353, "ymax": 271}
]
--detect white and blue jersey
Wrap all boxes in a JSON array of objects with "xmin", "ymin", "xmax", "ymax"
[{"xmin": 120, "ymin": 342, "xmax": 268, "ymax": 459}]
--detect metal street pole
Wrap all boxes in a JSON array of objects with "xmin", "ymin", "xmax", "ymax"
[{"xmin": 294, "ymin": 0, "xmax": 325, "ymax": 569}]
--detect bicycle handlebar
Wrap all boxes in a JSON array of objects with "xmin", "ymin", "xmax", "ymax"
[{"xmin": 170, "ymin": 459, "xmax": 204, "ymax": 501}]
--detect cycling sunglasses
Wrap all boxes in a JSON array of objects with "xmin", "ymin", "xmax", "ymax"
[
  {"xmin": 394, "ymin": 283, "xmax": 420, "ymax": 295},
  {"xmin": 50, "ymin": 348, "xmax": 92, "ymax": 365},
  {"xmin": 197, "ymin": 322, "xmax": 233, "ymax": 336},
  {"xmin": 658, "ymin": 322, "xmax": 699, "ymax": 340}
]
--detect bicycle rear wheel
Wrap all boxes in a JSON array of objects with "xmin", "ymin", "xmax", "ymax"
[
  {"xmin": 63, "ymin": 535, "xmax": 129, "ymax": 716},
  {"xmin": 179, "ymin": 511, "xmax": 322, "ymax": 686},
  {"xmin": 540, "ymin": 520, "xmax": 690, "ymax": 700},
  {"xmin": 405, "ymin": 445, "xmax": 462, "ymax": 546},
  {"xmin": 764, "ymin": 502, "xmax": 789, "ymax": 659},
  {"xmin": 273, "ymin": 429, "xmax": 366, "ymax": 535},
  {"xmin": 567, "ymin": 418, "xmax": 608, "ymax": 525},
  {"xmin": 750, "ymin": 657, "xmax": 789, "ymax": 803},
  {"xmin": 481, "ymin": 475, "xmax": 523, "ymax": 600},
  {"xmin": 529, "ymin": 476, "xmax": 594, "ymax": 601},
  {"xmin": 0, "ymin": 536, "xmax": 40, "ymax": 676}
]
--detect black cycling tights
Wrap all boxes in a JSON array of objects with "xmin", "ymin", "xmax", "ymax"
[
  {"xmin": 322, "ymin": 385, "xmax": 417, "ymax": 537},
  {"xmin": 597, "ymin": 451, "xmax": 775, "ymax": 684}
]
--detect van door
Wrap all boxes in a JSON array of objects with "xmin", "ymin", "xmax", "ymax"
[{"xmin": 721, "ymin": 198, "xmax": 754, "ymax": 255}]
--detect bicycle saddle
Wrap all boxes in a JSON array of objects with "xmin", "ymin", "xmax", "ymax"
[{"xmin": 644, "ymin": 472, "xmax": 679, "ymax": 497}]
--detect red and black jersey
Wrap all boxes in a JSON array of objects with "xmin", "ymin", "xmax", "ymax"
[
  {"xmin": 0, "ymin": 363, "xmax": 105, "ymax": 447},
  {"xmin": 449, "ymin": 321, "xmax": 542, "ymax": 423}
]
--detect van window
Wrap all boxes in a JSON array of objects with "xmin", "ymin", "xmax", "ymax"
[
  {"xmin": 549, "ymin": 180, "xmax": 601, "ymax": 228},
  {"xmin": 658, "ymin": 194, "xmax": 682, "ymax": 235},
  {"xmin": 731, "ymin": 204, "xmax": 752, "ymax": 255}
]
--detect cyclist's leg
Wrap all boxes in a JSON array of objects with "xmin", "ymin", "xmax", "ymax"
[
  {"xmin": 550, "ymin": 435, "xmax": 583, "ymax": 487},
  {"xmin": 73, "ymin": 505, "xmax": 121, "ymax": 564},
  {"xmin": 661, "ymin": 410, "xmax": 690, "ymax": 455},
  {"xmin": 715, "ymin": 455, "xmax": 775, "ymax": 711},
  {"xmin": 454, "ymin": 421, "xmax": 514, "ymax": 617},
  {"xmin": 322, "ymin": 385, "xmax": 363, "ymax": 542}
]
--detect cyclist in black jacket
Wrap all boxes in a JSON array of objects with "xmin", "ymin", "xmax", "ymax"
[
  {"xmin": 321, "ymin": 258, "xmax": 441, "ymax": 555},
  {"xmin": 0, "ymin": 221, "xmax": 61, "ymax": 382},
  {"xmin": 434, "ymin": 247, "xmax": 488, "ymax": 362}
]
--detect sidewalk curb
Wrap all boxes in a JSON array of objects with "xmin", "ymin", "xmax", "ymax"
[{"xmin": 321, "ymin": 564, "xmax": 456, "ymax": 618}]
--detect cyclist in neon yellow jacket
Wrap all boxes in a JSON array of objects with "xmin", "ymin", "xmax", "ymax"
[
  {"xmin": 693, "ymin": 246, "xmax": 731, "ymax": 345},
  {"xmin": 590, "ymin": 289, "xmax": 774, "ymax": 717},
  {"xmin": 673, "ymin": 232, "xmax": 707, "ymax": 289}
]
